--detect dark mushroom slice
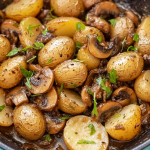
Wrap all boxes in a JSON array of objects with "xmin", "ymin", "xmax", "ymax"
[
  {"xmin": 92, "ymin": 101, "xmax": 122, "ymax": 122},
  {"xmin": 88, "ymin": 34, "xmax": 114, "ymax": 58},
  {"xmin": 143, "ymin": 54, "xmax": 150, "ymax": 64},
  {"xmin": 29, "ymin": 65, "xmax": 54, "ymax": 94},
  {"xmin": 44, "ymin": 112, "xmax": 66, "ymax": 134},
  {"xmin": 98, "ymin": 59, "xmax": 108, "ymax": 74},
  {"xmin": 0, "ymin": 10, "xmax": 5, "ymax": 24},
  {"xmin": 125, "ymin": 10, "xmax": 139, "ymax": 27},
  {"xmin": 34, "ymin": 87, "xmax": 58, "ymax": 111},
  {"xmin": 5, "ymin": 86, "xmax": 31, "ymax": 106},
  {"xmin": 112, "ymin": 86, "xmax": 137, "ymax": 107},
  {"xmin": 82, "ymin": 0, "xmax": 106, "ymax": 10}
]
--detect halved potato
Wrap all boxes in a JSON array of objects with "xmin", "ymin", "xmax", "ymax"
[
  {"xmin": 19, "ymin": 17, "xmax": 43, "ymax": 47},
  {"xmin": 5, "ymin": 0, "xmax": 43, "ymax": 21},
  {"xmin": 64, "ymin": 115, "xmax": 109, "ymax": 150},
  {"xmin": 57, "ymin": 88, "xmax": 87, "ymax": 114},
  {"xmin": 0, "ymin": 88, "xmax": 13, "ymax": 127},
  {"xmin": 46, "ymin": 17, "xmax": 83, "ymax": 37},
  {"xmin": 105, "ymin": 104, "xmax": 141, "ymax": 141}
]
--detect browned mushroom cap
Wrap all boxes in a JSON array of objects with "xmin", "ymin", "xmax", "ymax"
[
  {"xmin": 29, "ymin": 66, "xmax": 54, "ymax": 94},
  {"xmin": 44, "ymin": 112, "xmax": 66, "ymax": 134},
  {"xmin": 92, "ymin": 1, "xmax": 119, "ymax": 18},
  {"xmin": 82, "ymin": 0, "xmax": 105, "ymax": 9},
  {"xmin": 81, "ymin": 85, "xmax": 92, "ymax": 107},
  {"xmin": 92, "ymin": 101, "xmax": 122, "ymax": 122},
  {"xmin": 5, "ymin": 86, "xmax": 31, "ymax": 106},
  {"xmin": 143, "ymin": 54, "xmax": 150, "ymax": 64},
  {"xmin": 88, "ymin": 34, "xmax": 114, "ymax": 58},
  {"xmin": 125, "ymin": 10, "xmax": 139, "ymax": 27},
  {"xmin": 112, "ymin": 86, "xmax": 137, "ymax": 107},
  {"xmin": 29, "ymin": 64, "xmax": 42, "ymax": 72},
  {"xmin": 34, "ymin": 87, "xmax": 58, "ymax": 111},
  {"xmin": 86, "ymin": 15, "xmax": 110, "ymax": 34},
  {"xmin": 0, "ymin": 10, "xmax": 5, "ymax": 24}
]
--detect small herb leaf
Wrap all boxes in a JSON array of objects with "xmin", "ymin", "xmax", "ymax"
[
  {"xmin": 49, "ymin": 7, "xmax": 57, "ymax": 19},
  {"xmin": 109, "ymin": 19, "xmax": 119, "ymax": 27},
  {"xmin": 114, "ymin": 114, "xmax": 121, "ymax": 118},
  {"xmin": 69, "ymin": 105, "xmax": 75, "ymax": 110},
  {"xmin": 69, "ymin": 83, "xmax": 77, "ymax": 88},
  {"xmin": 34, "ymin": 41, "xmax": 44, "ymax": 49},
  {"xmin": 31, "ymin": 94, "xmax": 43, "ymax": 97},
  {"xmin": 47, "ymin": 57, "xmax": 52, "ymax": 64},
  {"xmin": 45, "ymin": 134, "xmax": 51, "ymax": 142},
  {"xmin": 121, "ymin": 37, "xmax": 127, "ymax": 52},
  {"xmin": 13, "ymin": 22, "xmax": 18, "ymax": 27},
  {"xmin": 60, "ymin": 117, "xmax": 70, "ymax": 120},
  {"xmin": 76, "ymin": 22, "xmax": 85, "ymax": 31},
  {"xmin": 0, "ymin": 105, "xmax": 5, "ymax": 112},
  {"xmin": 97, "ymin": 36, "xmax": 102, "ymax": 43},
  {"xmin": 133, "ymin": 33, "xmax": 139, "ymax": 42},
  {"xmin": 73, "ymin": 59, "xmax": 84, "ymax": 62},
  {"xmin": 75, "ymin": 42, "xmax": 82, "ymax": 49},
  {"xmin": 88, "ymin": 124, "xmax": 96, "ymax": 135},
  {"xmin": 127, "ymin": 46, "xmax": 138, "ymax": 52},
  {"xmin": 109, "ymin": 69, "xmax": 119, "ymax": 84},
  {"xmin": 59, "ymin": 83, "xmax": 64, "ymax": 95},
  {"xmin": 77, "ymin": 139, "xmax": 96, "ymax": 144},
  {"xmin": 27, "ymin": 56, "xmax": 36, "ymax": 63},
  {"xmin": 42, "ymin": 27, "xmax": 49, "ymax": 36},
  {"xmin": 26, "ymin": 24, "xmax": 40, "ymax": 36},
  {"xmin": 6, "ymin": 48, "xmax": 19, "ymax": 56}
]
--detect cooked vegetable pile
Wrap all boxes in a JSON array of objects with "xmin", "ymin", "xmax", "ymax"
[{"xmin": 0, "ymin": 0, "xmax": 150, "ymax": 149}]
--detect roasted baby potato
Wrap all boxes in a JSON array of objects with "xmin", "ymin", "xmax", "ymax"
[
  {"xmin": 64, "ymin": 115, "xmax": 109, "ymax": 150},
  {"xmin": 57, "ymin": 88, "xmax": 87, "ymax": 114},
  {"xmin": 13, "ymin": 103, "xmax": 46, "ymax": 140},
  {"xmin": 0, "ymin": 56, "xmax": 27, "ymax": 89},
  {"xmin": 0, "ymin": 88, "xmax": 13, "ymax": 127},
  {"xmin": 51, "ymin": 0, "xmax": 84, "ymax": 17},
  {"xmin": 54, "ymin": 60, "xmax": 88, "ymax": 88},
  {"xmin": 38, "ymin": 36, "xmax": 75, "ymax": 68},
  {"xmin": 46, "ymin": 17, "xmax": 83, "ymax": 37},
  {"xmin": 107, "ymin": 52, "xmax": 144, "ymax": 81},
  {"xmin": 5, "ymin": 0, "xmax": 43, "ymax": 21},
  {"xmin": 105, "ymin": 104, "xmax": 141, "ymax": 141},
  {"xmin": 19, "ymin": 17, "xmax": 43, "ymax": 47}
]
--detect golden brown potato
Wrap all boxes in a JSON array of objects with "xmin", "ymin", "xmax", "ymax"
[
  {"xmin": 105, "ymin": 104, "xmax": 141, "ymax": 141},
  {"xmin": 134, "ymin": 70, "xmax": 150, "ymax": 102},
  {"xmin": 19, "ymin": 17, "xmax": 43, "ymax": 47},
  {"xmin": 46, "ymin": 17, "xmax": 83, "ymax": 37},
  {"xmin": 77, "ymin": 45, "xmax": 100, "ymax": 70},
  {"xmin": 134, "ymin": 16, "xmax": 150, "ymax": 55},
  {"xmin": 51, "ymin": 0, "xmax": 84, "ymax": 17},
  {"xmin": 110, "ymin": 17, "xmax": 134, "ymax": 40},
  {"xmin": 0, "ymin": 56, "xmax": 27, "ymax": 89},
  {"xmin": 38, "ymin": 36, "xmax": 75, "ymax": 68},
  {"xmin": 54, "ymin": 60, "xmax": 88, "ymax": 88},
  {"xmin": 13, "ymin": 103, "xmax": 46, "ymax": 140},
  {"xmin": 107, "ymin": 52, "xmax": 144, "ymax": 81},
  {"xmin": 0, "ymin": 88, "xmax": 13, "ymax": 127},
  {"xmin": 57, "ymin": 88, "xmax": 87, "ymax": 114},
  {"xmin": 73, "ymin": 26, "xmax": 104, "ymax": 45},
  {"xmin": 5, "ymin": 0, "xmax": 43, "ymax": 21},
  {"xmin": 0, "ymin": 35, "xmax": 11, "ymax": 62},
  {"xmin": 64, "ymin": 115, "xmax": 109, "ymax": 150}
]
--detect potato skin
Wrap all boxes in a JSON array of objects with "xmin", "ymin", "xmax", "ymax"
[
  {"xmin": 134, "ymin": 16, "xmax": 150, "ymax": 55},
  {"xmin": 46, "ymin": 17, "xmax": 83, "ymax": 37},
  {"xmin": 0, "ymin": 35, "xmax": 10, "ymax": 62},
  {"xmin": 5, "ymin": 0, "xmax": 43, "ymax": 21},
  {"xmin": 54, "ymin": 60, "xmax": 88, "ymax": 88},
  {"xmin": 105, "ymin": 104, "xmax": 141, "ymax": 141},
  {"xmin": 0, "ymin": 56, "xmax": 27, "ymax": 89},
  {"xmin": 73, "ymin": 26, "xmax": 104, "ymax": 45},
  {"xmin": 38, "ymin": 36, "xmax": 75, "ymax": 68},
  {"xmin": 107, "ymin": 52, "xmax": 144, "ymax": 81},
  {"xmin": 13, "ymin": 103, "xmax": 46, "ymax": 140},
  {"xmin": 110, "ymin": 17, "xmax": 134, "ymax": 40},
  {"xmin": 51, "ymin": 0, "xmax": 84, "ymax": 17},
  {"xmin": 134, "ymin": 70, "xmax": 150, "ymax": 102},
  {"xmin": 77, "ymin": 45, "xmax": 100, "ymax": 70}
]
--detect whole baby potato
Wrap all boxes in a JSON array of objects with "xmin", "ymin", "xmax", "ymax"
[
  {"xmin": 134, "ymin": 70, "xmax": 150, "ymax": 102},
  {"xmin": 73, "ymin": 26, "xmax": 104, "ymax": 45},
  {"xmin": 51, "ymin": 0, "xmax": 84, "ymax": 17},
  {"xmin": 13, "ymin": 103, "xmax": 46, "ymax": 140},
  {"xmin": 54, "ymin": 60, "xmax": 88, "ymax": 88},
  {"xmin": 105, "ymin": 104, "xmax": 141, "ymax": 141},
  {"xmin": 5, "ymin": 0, "xmax": 43, "ymax": 21},
  {"xmin": 38, "ymin": 36, "xmax": 75, "ymax": 68},
  {"xmin": 0, "ymin": 56, "xmax": 27, "ymax": 89},
  {"xmin": 107, "ymin": 52, "xmax": 144, "ymax": 81},
  {"xmin": 0, "ymin": 35, "xmax": 11, "ymax": 62}
]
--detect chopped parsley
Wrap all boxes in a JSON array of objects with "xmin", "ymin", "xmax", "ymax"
[
  {"xmin": 59, "ymin": 83, "xmax": 64, "ymax": 95},
  {"xmin": 127, "ymin": 46, "xmax": 138, "ymax": 52},
  {"xmin": 77, "ymin": 139, "xmax": 96, "ymax": 144},
  {"xmin": 69, "ymin": 83, "xmax": 77, "ymax": 88},
  {"xmin": 76, "ymin": 22, "xmax": 85, "ymax": 31},
  {"xmin": 121, "ymin": 37, "xmax": 127, "ymax": 52},
  {"xmin": 26, "ymin": 24, "xmax": 40, "ymax": 36},
  {"xmin": 45, "ymin": 134, "xmax": 51, "ymax": 142},
  {"xmin": 109, "ymin": 19, "xmax": 119, "ymax": 27},
  {"xmin": 75, "ymin": 42, "xmax": 82, "ymax": 49},
  {"xmin": 60, "ymin": 117, "xmax": 70, "ymax": 120},
  {"xmin": 0, "ymin": 105, "xmax": 5, "ymax": 112},
  {"xmin": 27, "ymin": 56, "xmax": 36, "ymax": 63},
  {"xmin": 31, "ymin": 94, "xmax": 43, "ymax": 97},
  {"xmin": 49, "ymin": 7, "xmax": 57, "ymax": 19},
  {"xmin": 20, "ymin": 20, "xmax": 24, "ymax": 25},
  {"xmin": 86, "ymin": 15, "xmax": 88, "ymax": 21},
  {"xmin": 13, "ymin": 22, "xmax": 18, "ymax": 27},
  {"xmin": 42, "ymin": 27, "xmax": 49, "ymax": 36},
  {"xmin": 114, "ymin": 114, "xmax": 121, "ymax": 118},
  {"xmin": 133, "ymin": 33, "xmax": 139, "ymax": 42},
  {"xmin": 73, "ymin": 58, "xmax": 84, "ymax": 62},
  {"xmin": 69, "ymin": 105, "xmax": 75, "ymax": 110},
  {"xmin": 46, "ymin": 57, "xmax": 52, "ymax": 64},
  {"xmin": 97, "ymin": 36, "xmax": 102, "ymax": 43},
  {"xmin": 88, "ymin": 124, "xmax": 96, "ymax": 135},
  {"xmin": 109, "ymin": 69, "xmax": 119, "ymax": 84}
]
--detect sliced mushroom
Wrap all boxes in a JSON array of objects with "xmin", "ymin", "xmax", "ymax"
[
  {"xmin": 112, "ymin": 86, "xmax": 137, "ymax": 107},
  {"xmin": 44, "ymin": 112, "xmax": 66, "ymax": 134},
  {"xmin": 34, "ymin": 87, "xmax": 58, "ymax": 111},
  {"xmin": 125, "ymin": 10, "xmax": 139, "ymax": 27},
  {"xmin": 0, "ymin": 10, "xmax": 5, "ymax": 24},
  {"xmin": 5, "ymin": 86, "xmax": 31, "ymax": 106},
  {"xmin": 98, "ymin": 59, "xmax": 108, "ymax": 74},
  {"xmin": 29, "ymin": 65, "xmax": 54, "ymax": 94},
  {"xmin": 28, "ymin": 64, "xmax": 42, "ymax": 72},
  {"xmin": 92, "ymin": 101, "xmax": 122, "ymax": 122},
  {"xmin": 88, "ymin": 34, "xmax": 114, "ymax": 58},
  {"xmin": 143, "ymin": 54, "xmax": 150, "ymax": 64},
  {"xmin": 81, "ymin": 85, "xmax": 92, "ymax": 107},
  {"xmin": 82, "ymin": 0, "xmax": 105, "ymax": 9}
]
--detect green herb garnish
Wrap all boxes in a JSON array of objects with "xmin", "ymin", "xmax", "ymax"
[
  {"xmin": 86, "ymin": 15, "xmax": 88, "ymax": 21},
  {"xmin": 121, "ymin": 37, "xmax": 127, "ymax": 52},
  {"xmin": 127, "ymin": 46, "xmax": 138, "ymax": 52},
  {"xmin": 45, "ymin": 134, "xmax": 51, "ymax": 142},
  {"xmin": 96, "ymin": 77, "xmax": 112, "ymax": 98},
  {"xmin": 27, "ymin": 56, "xmax": 36, "ymax": 63},
  {"xmin": 0, "ymin": 105, "xmax": 5, "ymax": 112},
  {"xmin": 13, "ymin": 22, "xmax": 18, "ymax": 27},
  {"xmin": 60, "ymin": 117, "xmax": 70, "ymax": 120},
  {"xmin": 97, "ymin": 36, "xmax": 102, "ymax": 43},
  {"xmin": 109, "ymin": 69, "xmax": 119, "ymax": 84},
  {"xmin": 49, "ymin": 7, "xmax": 57, "ymax": 19},
  {"xmin": 47, "ymin": 57, "xmax": 52, "ymax": 64},
  {"xmin": 77, "ymin": 139, "xmax": 96, "ymax": 144},
  {"xmin": 21, "ymin": 21, "xmax": 24, "ymax": 25},
  {"xmin": 69, "ymin": 105, "xmax": 75, "ymax": 110},
  {"xmin": 34, "ymin": 41, "xmax": 44, "ymax": 49},
  {"xmin": 31, "ymin": 94, "xmax": 43, "ymax": 97},
  {"xmin": 88, "ymin": 124, "xmax": 96, "ymax": 135},
  {"xmin": 73, "ymin": 59, "xmax": 84, "ymax": 62},
  {"xmin": 59, "ymin": 83, "xmax": 64, "ymax": 95},
  {"xmin": 135, "ymin": 101, "xmax": 138, "ymax": 105},
  {"xmin": 75, "ymin": 42, "xmax": 82, "ymax": 49},
  {"xmin": 114, "ymin": 114, "xmax": 121, "ymax": 118},
  {"xmin": 133, "ymin": 33, "xmax": 139, "ymax": 42},
  {"xmin": 76, "ymin": 22, "xmax": 85, "ymax": 31},
  {"xmin": 69, "ymin": 83, "xmax": 77, "ymax": 88},
  {"xmin": 42, "ymin": 27, "xmax": 49, "ymax": 36},
  {"xmin": 26, "ymin": 24, "xmax": 40, "ymax": 36},
  {"xmin": 109, "ymin": 19, "xmax": 119, "ymax": 27}
]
